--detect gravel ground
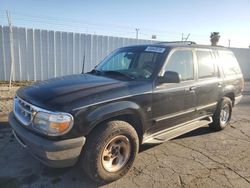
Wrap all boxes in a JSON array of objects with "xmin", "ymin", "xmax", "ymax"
[
  {"xmin": 0, "ymin": 87, "xmax": 19, "ymax": 120},
  {"xmin": 0, "ymin": 83, "xmax": 250, "ymax": 188}
]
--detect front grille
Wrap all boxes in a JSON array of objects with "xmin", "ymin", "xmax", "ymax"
[{"xmin": 13, "ymin": 96, "xmax": 35, "ymax": 126}]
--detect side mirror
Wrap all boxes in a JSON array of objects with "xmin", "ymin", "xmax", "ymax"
[{"xmin": 158, "ymin": 71, "xmax": 181, "ymax": 83}]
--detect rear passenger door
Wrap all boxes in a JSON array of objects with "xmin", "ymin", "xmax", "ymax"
[{"xmin": 195, "ymin": 49, "xmax": 221, "ymax": 117}]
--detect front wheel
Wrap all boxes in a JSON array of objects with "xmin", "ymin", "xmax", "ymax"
[
  {"xmin": 209, "ymin": 97, "xmax": 232, "ymax": 131},
  {"xmin": 81, "ymin": 120, "xmax": 139, "ymax": 183}
]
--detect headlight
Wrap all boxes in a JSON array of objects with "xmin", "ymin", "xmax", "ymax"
[{"xmin": 33, "ymin": 111, "xmax": 74, "ymax": 136}]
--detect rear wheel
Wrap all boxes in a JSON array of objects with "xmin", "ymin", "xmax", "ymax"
[
  {"xmin": 82, "ymin": 120, "xmax": 139, "ymax": 183},
  {"xmin": 209, "ymin": 97, "xmax": 232, "ymax": 131}
]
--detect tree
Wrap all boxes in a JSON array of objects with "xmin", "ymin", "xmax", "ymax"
[{"xmin": 210, "ymin": 32, "xmax": 220, "ymax": 46}]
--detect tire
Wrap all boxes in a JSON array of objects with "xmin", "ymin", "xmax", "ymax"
[
  {"xmin": 209, "ymin": 97, "xmax": 232, "ymax": 131},
  {"xmin": 81, "ymin": 120, "xmax": 139, "ymax": 184}
]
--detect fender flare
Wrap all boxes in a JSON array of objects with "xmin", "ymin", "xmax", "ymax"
[{"xmin": 85, "ymin": 101, "xmax": 147, "ymax": 135}]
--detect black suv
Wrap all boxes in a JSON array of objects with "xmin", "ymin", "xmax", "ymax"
[{"xmin": 9, "ymin": 42, "xmax": 244, "ymax": 183}]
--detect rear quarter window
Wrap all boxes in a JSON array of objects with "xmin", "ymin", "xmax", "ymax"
[{"xmin": 218, "ymin": 51, "xmax": 241, "ymax": 76}]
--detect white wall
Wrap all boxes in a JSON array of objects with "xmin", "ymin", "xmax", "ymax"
[
  {"xmin": 0, "ymin": 26, "xmax": 155, "ymax": 81},
  {"xmin": 230, "ymin": 48, "xmax": 250, "ymax": 80},
  {"xmin": 1, "ymin": 25, "xmax": 250, "ymax": 81}
]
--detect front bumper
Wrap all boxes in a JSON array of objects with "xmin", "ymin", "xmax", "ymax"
[{"xmin": 8, "ymin": 112, "xmax": 86, "ymax": 168}]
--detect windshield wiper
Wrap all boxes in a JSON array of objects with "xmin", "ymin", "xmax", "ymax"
[{"xmin": 103, "ymin": 71, "xmax": 136, "ymax": 80}]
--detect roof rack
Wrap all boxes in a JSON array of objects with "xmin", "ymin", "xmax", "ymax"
[{"xmin": 157, "ymin": 41, "xmax": 196, "ymax": 45}]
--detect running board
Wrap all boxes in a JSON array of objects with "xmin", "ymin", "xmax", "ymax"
[{"xmin": 143, "ymin": 117, "xmax": 212, "ymax": 144}]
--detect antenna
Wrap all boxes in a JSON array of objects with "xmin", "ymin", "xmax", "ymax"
[{"xmin": 82, "ymin": 50, "xmax": 85, "ymax": 74}]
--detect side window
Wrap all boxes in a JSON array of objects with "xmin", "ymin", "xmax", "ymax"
[
  {"xmin": 218, "ymin": 51, "xmax": 241, "ymax": 76},
  {"xmin": 197, "ymin": 51, "xmax": 216, "ymax": 79},
  {"xmin": 165, "ymin": 50, "xmax": 194, "ymax": 81}
]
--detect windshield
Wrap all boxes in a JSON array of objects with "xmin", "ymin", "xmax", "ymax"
[{"xmin": 93, "ymin": 47, "xmax": 166, "ymax": 80}]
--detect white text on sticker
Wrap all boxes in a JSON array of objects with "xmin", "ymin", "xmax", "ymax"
[{"xmin": 145, "ymin": 46, "xmax": 165, "ymax": 53}]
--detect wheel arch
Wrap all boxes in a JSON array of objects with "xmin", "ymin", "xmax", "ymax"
[
  {"xmin": 84, "ymin": 101, "xmax": 147, "ymax": 144},
  {"xmin": 224, "ymin": 92, "xmax": 235, "ymax": 106},
  {"xmin": 223, "ymin": 84, "xmax": 236, "ymax": 106}
]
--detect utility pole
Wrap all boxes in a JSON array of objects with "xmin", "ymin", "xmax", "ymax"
[
  {"xmin": 6, "ymin": 10, "xmax": 15, "ymax": 88},
  {"xmin": 185, "ymin": 33, "xmax": 190, "ymax": 41},
  {"xmin": 135, "ymin": 28, "xmax": 139, "ymax": 39},
  {"xmin": 181, "ymin": 33, "xmax": 190, "ymax": 42}
]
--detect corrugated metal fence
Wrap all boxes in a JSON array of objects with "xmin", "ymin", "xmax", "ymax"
[
  {"xmin": 0, "ymin": 25, "xmax": 155, "ymax": 81},
  {"xmin": 1, "ymin": 26, "xmax": 250, "ymax": 81},
  {"xmin": 230, "ymin": 48, "xmax": 250, "ymax": 80}
]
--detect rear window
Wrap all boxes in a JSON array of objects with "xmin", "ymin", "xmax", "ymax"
[
  {"xmin": 197, "ymin": 50, "xmax": 217, "ymax": 79},
  {"xmin": 218, "ymin": 51, "xmax": 241, "ymax": 76}
]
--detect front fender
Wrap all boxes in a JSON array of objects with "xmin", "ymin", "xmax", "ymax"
[{"xmin": 74, "ymin": 101, "xmax": 147, "ymax": 136}]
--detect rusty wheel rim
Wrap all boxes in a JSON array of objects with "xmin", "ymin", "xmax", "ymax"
[{"xmin": 101, "ymin": 135, "xmax": 131, "ymax": 172}]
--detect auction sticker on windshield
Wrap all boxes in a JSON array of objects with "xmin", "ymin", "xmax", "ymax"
[{"xmin": 145, "ymin": 46, "xmax": 165, "ymax": 53}]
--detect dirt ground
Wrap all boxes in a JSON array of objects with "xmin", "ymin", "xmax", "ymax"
[
  {"xmin": 0, "ymin": 87, "xmax": 19, "ymax": 120},
  {"xmin": 0, "ymin": 83, "xmax": 250, "ymax": 188}
]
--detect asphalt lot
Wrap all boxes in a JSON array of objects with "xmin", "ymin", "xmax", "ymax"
[{"xmin": 0, "ymin": 83, "xmax": 250, "ymax": 188}]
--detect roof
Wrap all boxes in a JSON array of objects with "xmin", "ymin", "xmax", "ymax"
[
  {"xmin": 158, "ymin": 42, "xmax": 228, "ymax": 50},
  {"xmin": 124, "ymin": 41, "xmax": 229, "ymax": 51}
]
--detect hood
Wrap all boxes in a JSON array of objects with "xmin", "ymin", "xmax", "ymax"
[{"xmin": 17, "ymin": 74, "xmax": 127, "ymax": 111}]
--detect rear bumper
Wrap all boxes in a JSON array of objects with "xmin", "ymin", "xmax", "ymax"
[
  {"xmin": 234, "ymin": 95, "xmax": 243, "ymax": 106},
  {"xmin": 8, "ymin": 112, "xmax": 85, "ymax": 168}
]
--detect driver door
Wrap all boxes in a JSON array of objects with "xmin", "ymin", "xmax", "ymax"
[{"xmin": 151, "ymin": 49, "xmax": 197, "ymax": 133}]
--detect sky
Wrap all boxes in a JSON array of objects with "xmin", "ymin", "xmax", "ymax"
[{"xmin": 0, "ymin": 0, "xmax": 250, "ymax": 48}]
